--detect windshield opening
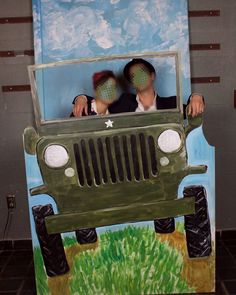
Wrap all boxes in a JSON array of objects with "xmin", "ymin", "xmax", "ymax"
[{"xmin": 28, "ymin": 51, "xmax": 182, "ymax": 125}]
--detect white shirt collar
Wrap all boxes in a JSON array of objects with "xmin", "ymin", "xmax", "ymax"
[
  {"xmin": 135, "ymin": 93, "xmax": 157, "ymax": 112},
  {"xmin": 91, "ymin": 100, "xmax": 109, "ymax": 115}
]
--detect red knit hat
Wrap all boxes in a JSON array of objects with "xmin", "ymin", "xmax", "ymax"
[{"xmin": 92, "ymin": 70, "xmax": 116, "ymax": 90}]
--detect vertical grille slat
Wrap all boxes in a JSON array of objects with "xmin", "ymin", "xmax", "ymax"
[
  {"xmin": 148, "ymin": 136, "xmax": 158, "ymax": 176},
  {"xmin": 89, "ymin": 139, "xmax": 101, "ymax": 185},
  {"xmin": 73, "ymin": 143, "xmax": 85, "ymax": 186},
  {"xmin": 84, "ymin": 139, "xmax": 96, "ymax": 185},
  {"xmin": 73, "ymin": 133, "xmax": 158, "ymax": 186},
  {"xmin": 136, "ymin": 134, "xmax": 145, "ymax": 180},
  {"xmin": 130, "ymin": 135, "xmax": 141, "ymax": 181},
  {"xmin": 101, "ymin": 137, "xmax": 114, "ymax": 184},
  {"xmin": 126, "ymin": 136, "xmax": 135, "ymax": 180},
  {"xmin": 109, "ymin": 137, "xmax": 120, "ymax": 182},
  {"xmin": 124, "ymin": 135, "xmax": 135, "ymax": 180},
  {"xmin": 116, "ymin": 136, "xmax": 126, "ymax": 181},
  {"xmin": 97, "ymin": 138, "xmax": 108, "ymax": 183},
  {"xmin": 80, "ymin": 139, "xmax": 93, "ymax": 186},
  {"xmin": 141, "ymin": 133, "xmax": 152, "ymax": 179},
  {"xmin": 122, "ymin": 136, "xmax": 132, "ymax": 181},
  {"xmin": 105, "ymin": 137, "xmax": 117, "ymax": 183},
  {"xmin": 139, "ymin": 133, "xmax": 149, "ymax": 179}
]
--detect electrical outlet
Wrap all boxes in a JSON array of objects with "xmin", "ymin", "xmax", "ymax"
[{"xmin": 6, "ymin": 194, "xmax": 16, "ymax": 209}]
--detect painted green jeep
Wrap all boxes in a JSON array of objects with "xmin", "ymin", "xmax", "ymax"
[{"xmin": 24, "ymin": 52, "xmax": 211, "ymax": 277}]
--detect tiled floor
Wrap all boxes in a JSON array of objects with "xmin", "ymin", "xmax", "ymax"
[
  {"xmin": 0, "ymin": 240, "xmax": 36, "ymax": 295},
  {"xmin": 1, "ymin": 232, "xmax": 236, "ymax": 294}
]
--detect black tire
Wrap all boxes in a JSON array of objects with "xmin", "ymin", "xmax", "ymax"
[
  {"xmin": 154, "ymin": 217, "xmax": 175, "ymax": 234},
  {"xmin": 75, "ymin": 228, "xmax": 98, "ymax": 244},
  {"xmin": 32, "ymin": 204, "xmax": 69, "ymax": 277},
  {"xmin": 184, "ymin": 185, "xmax": 212, "ymax": 258}
]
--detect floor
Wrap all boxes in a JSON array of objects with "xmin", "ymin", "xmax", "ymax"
[{"xmin": 0, "ymin": 231, "xmax": 236, "ymax": 294}]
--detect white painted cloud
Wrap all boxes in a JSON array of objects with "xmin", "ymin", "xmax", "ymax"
[
  {"xmin": 36, "ymin": 0, "xmax": 190, "ymax": 77},
  {"xmin": 149, "ymin": 0, "xmax": 171, "ymax": 23},
  {"xmin": 119, "ymin": 0, "xmax": 190, "ymax": 78},
  {"xmin": 122, "ymin": 1, "xmax": 152, "ymax": 45},
  {"xmin": 32, "ymin": 5, "xmax": 42, "ymax": 62},
  {"xmin": 43, "ymin": 5, "xmax": 126, "ymax": 59},
  {"xmin": 159, "ymin": 14, "xmax": 190, "ymax": 78},
  {"xmin": 110, "ymin": 0, "xmax": 120, "ymax": 4},
  {"xmin": 74, "ymin": 0, "xmax": 94, "ymax": 3}
]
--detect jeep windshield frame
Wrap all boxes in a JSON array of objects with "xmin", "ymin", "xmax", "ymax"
[{"xmin": 28, "ymin": 51, "xmax": 183, "ymax": 131}]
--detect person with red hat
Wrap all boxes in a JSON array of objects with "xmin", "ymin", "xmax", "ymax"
[
  {"xmin": 70, "ymin": 70, "xmax": 118, "ymax": 244},
  {"xmin": 71, "ymin": 70, "xmax": 118, "ymax": 117}
]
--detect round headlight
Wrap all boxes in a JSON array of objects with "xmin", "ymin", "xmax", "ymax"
[
  {"xmin": 158, "ymin": 129, "xmax": 181, "ymax": 153},
  {"xmin": 44, "ymin": 145, "xmax": 69, "ymax": 168}
]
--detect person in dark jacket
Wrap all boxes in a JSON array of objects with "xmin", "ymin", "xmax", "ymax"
[
  {"xmin": 72, "ymin": 58, "xmax": 204, "ymax": 117},
  {"xmin": 71, "ymin": 70, "xmax": 118, "ymax": 117}
]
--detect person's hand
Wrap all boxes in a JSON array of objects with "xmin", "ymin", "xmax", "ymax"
[
  {"xmin": 73, "ymin": 95, "xmax": 88, "ymax": 117},
  {"xmin": 187, "ymin": 93, "xmax": 205, "ymax": 117}
]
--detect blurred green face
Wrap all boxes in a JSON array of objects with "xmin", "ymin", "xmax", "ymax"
[
  {"xmin": 129, "ymin": 64, "xmax": 153, "ymax": 91},
  {"xmin": 96, "ymin": 78, "xmax": 117, "ymax": 103}
]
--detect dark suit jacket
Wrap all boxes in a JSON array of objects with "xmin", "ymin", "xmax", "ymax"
[
  {"xmin": 72, "ymin": 93, "xmax": 189, "ymax": 118},
  {"xmin": 108, "ymin": 93, "xmax": 181, "ymax": 113}
]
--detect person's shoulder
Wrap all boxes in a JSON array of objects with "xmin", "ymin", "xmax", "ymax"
[
  {"xmin": 157, "ymin": 94, "xmax": 176, "ymax": 100},
  {"xmin": 119, "ymin": 92, "xmax": 136, "ymax": 100},
  {"xmin": 156, "ymin": 94, "xmax": 177, "ymax": 109},
  {"xmin": 109, "ymin": 92, "xmax": 137, "ymax": 113},
  {"xmin": 118, "ymin": 92, "xmax": 137, "ymax": 106}
]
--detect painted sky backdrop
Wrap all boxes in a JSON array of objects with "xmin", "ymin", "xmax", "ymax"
[
  {"xmin": 33, "ymin": 0, "xmax": 190, "ymax": 73},
  {"xmin": 33, "ymin": 0, "xmax": 192, "ymax": 113},
  {"xmin": 28, "ymin": 0, "xmax": 215, "ymax": 246}
]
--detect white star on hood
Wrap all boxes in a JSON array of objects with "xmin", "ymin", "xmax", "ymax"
[{"xmin": 105, "ymin": 119, "xmax": 114, "ymax": 128}]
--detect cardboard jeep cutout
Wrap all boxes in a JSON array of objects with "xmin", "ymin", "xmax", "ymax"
[{"xmin": 24, "ymin": 1, "xmax": 215, "ymax": 294}]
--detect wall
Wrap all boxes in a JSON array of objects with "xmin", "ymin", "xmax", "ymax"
[
  {"xmin": 189, "ymin": 0, "xmax": 236, "ymax": 229},
  {"xmin": 0, "ymin": 0, "xmax": 34, "ymax": 240},
  {"xmin": 0, "ymin": 0, "xmax": 235, "ymax": 240}
]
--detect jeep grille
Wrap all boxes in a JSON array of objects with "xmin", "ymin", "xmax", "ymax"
[{"xmin": 73, "ymin": 134, "xmax": 158, "ymax": 186}]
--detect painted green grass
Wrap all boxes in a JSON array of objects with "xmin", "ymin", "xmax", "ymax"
[
  {"xmin": 33, "ymin": 223, "xmax": 194, "ymax": 294},
  {"xmin": 69, "ymin": 225, "xmax": 194, "ymax": 295},
  {"xmin": 176, "ymin": 220, "xmax": 185, "ymax": 233},
  {"xmin": 33, "ymin": 248, "xmax": 50, "ymax": 295}
]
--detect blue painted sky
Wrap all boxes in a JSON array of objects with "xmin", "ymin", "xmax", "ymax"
[
  {"xmin": 33, "ymin": 0, "xmax": 189, "ymax": 71},
  {"xmin": 33, "ymin": 0, "xmax": 191, "ymax": 106}
]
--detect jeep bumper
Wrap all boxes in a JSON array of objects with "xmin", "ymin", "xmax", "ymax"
[{"xmin": 45, "ymin": 197, "xmax": 195, "ymax": 234}]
